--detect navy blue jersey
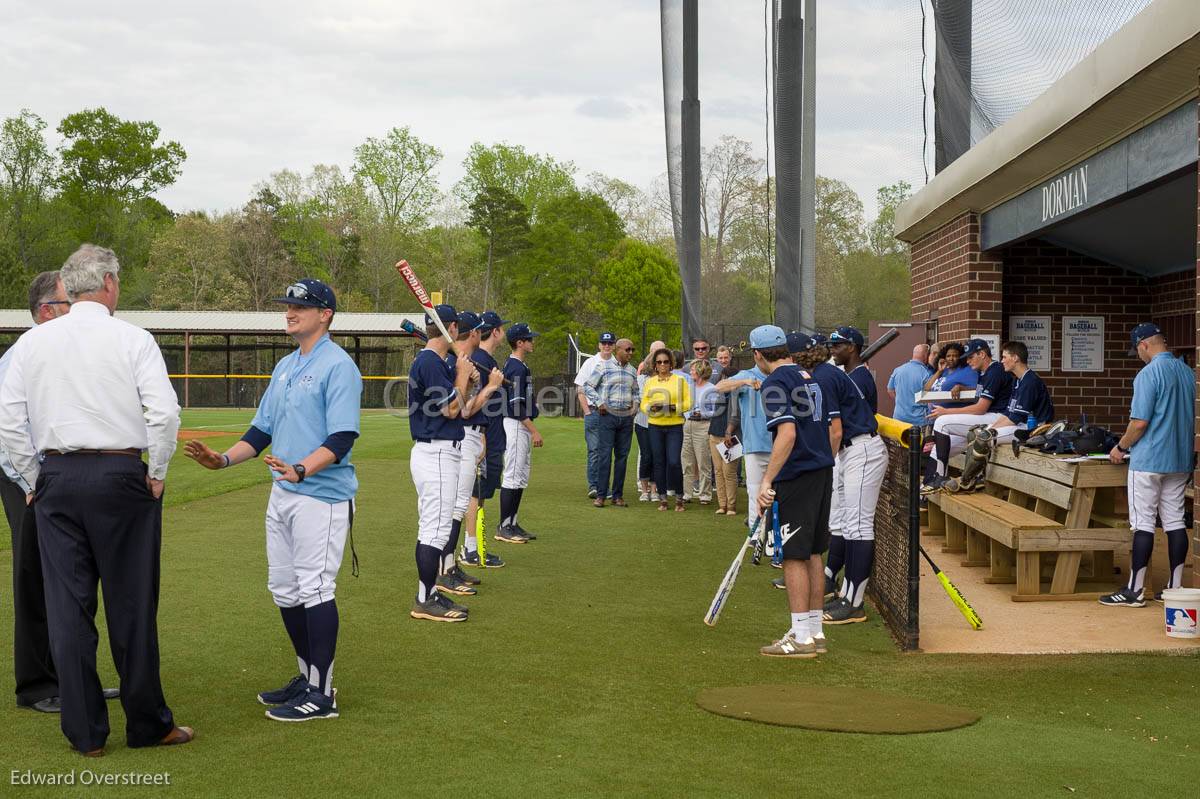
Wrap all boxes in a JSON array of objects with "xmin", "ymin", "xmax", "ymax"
[
  {"xmin": 471, "ymin": 348, "xmax": 507, "ymax": 450},
  {"xmin": 408, "ymin": 348, "xmax": 464, "ymax": 441},
  {"xmin": 813, "ymin": 362, "xmax": 877, "ymax": 438},
  {"xmin": 1005, "ymin": 369, "xmax": 1054, "ymax": 427},
  {"xmin": 503, "ymin": 356, "xmax": 538, "ymax": 420},
  {"xmin": 977, "ymin": 361, "xmax": 1014, "ymax": 412},
  {"xmin": 847, "ymin": 364, "xmax": 878, "ymax": 414},
  {"xmin": 760, "ymin": 364, "xmax": 835, "ymax": 480}
]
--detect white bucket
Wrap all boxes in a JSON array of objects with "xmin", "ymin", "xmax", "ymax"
[{"xmin": 1162, "ymin": 588, "xmax": 1200, "ymax": 639}]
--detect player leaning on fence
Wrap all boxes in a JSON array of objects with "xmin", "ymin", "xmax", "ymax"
[{"xmin": 1100, "ymin": 323, "xmax": 1195, "ymax": 608}]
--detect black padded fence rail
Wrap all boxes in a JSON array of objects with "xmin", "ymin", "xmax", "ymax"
[{"xmin": 868, "ymin": 428, "xmax": 921, "ymax": 651}]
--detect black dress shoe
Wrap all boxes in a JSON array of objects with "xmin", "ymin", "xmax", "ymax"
[
  {"xmin": 103, "ymin": 688, "xmax": 120, "ymax": 700},
  {"xmin": 18, "ymin": 696, "xmax": 62, "ymax": 713}
]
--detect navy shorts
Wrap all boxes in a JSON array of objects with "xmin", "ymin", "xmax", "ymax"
[{"xmin": 776, "ymin": 467, "xmax": 833, "ymax": 561}]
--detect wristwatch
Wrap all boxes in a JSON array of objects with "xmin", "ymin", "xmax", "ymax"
[
  {"xmin": 293, "ymin": 463, "xmax": 307, "ymax": 482},
  {"xmin": 1116, "ymin": 444, "xmax": 1130, "ymax": 454}
]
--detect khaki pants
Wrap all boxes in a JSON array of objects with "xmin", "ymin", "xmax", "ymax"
[
  {"xmin": 709, "ymin": 435, "xmax": 738, "ymax": 512},
  {"xmin": 681, "ymin": 418, "xmax": 712, "ymax": 501}
]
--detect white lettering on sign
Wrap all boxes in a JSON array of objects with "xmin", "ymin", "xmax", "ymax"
[{"xmin": 1040, "ymin": 164, "xmax": 1089, "ymax": 223}]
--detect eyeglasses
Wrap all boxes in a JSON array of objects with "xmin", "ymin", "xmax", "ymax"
[
  {"xmin": 40, "ymin": 301, "xmax": 69, "ymax": 307},
  {"xmin": 693, "ymin": 345, "xmax": 709, "ymax": 352},
  {"xmin": 622, "ymin": 346, "xmax": 634, "ymax": 352},
  {"xmin": 654, "ymin": 359, "xmax": 671, "ymax": 365},
  {"xmin": 285, "ymin": 283, "xmax": 331, "ymax": 309}
]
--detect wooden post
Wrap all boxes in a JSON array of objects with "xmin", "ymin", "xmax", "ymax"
[
  {"xmin": 225, "ymin": 334, "xmax": 232, "ymax": 406},
  {"xmin": 183, "ymin": 332, "xmax": 191, "ymax": 409}
]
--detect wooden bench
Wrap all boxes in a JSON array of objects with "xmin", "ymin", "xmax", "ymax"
[{"xmin": 926, "ymin": 447, "xmax": 1130, "ymax": 600}]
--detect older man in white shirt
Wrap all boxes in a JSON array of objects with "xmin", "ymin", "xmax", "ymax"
[{"xmin": 0, "ymin": 244, "xmax": 192, "ymax": 756}]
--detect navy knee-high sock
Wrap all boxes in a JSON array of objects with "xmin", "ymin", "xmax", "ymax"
[
  {"xmin": 443, "ymin": 519, "xmax": 463, "ymax": 573},
  {"xmin": 305, "ymin": 600, "xmax": 338, "ymax": 697},
  {"xmin": 1166, "ymin": 528, "xmax": 1189, "ymax": 589},
  {"xmin": 279, "ymin": 605, "xmax": 309, "ymax": 677},
  {"xmin": 416, "ymin": 542, "xmax": 441, "ymax": 602},
  {"xmin": 934, "ymin": 432, "xmax": 952, "ymax": 477},
  {"xmin": 825, "ymin": 535, "xmax": 846, "ymax": 582},
  {"xmin": 513, "ymin": 488, "xmax": 525, "ymax": 525},
  {"xmin": 1125, "ymin": 530, "xmax": 1154, "ymax": 593},
  {"xmin": 499, "ymin": 488, "xmax": 517, "ymax": 528},
  {"xmin": 844, "ymin": 540, "xmax": 876, "ymax": 608}
]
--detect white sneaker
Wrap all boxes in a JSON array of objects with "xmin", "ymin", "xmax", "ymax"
[
  {"xmin": 638, "ymin": 492, "xmax": 650, "ymax": 502},
  {"xmin": 759, "ymin": 631, "xmax": 817, "ymax": 658}
]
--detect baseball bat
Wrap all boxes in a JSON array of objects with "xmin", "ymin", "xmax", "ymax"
[
  {"xmin": 770, "ymin": 500, "xmax": 783, "ymax": 567},
  {"xmin": 476, "ymin": 503, "xmax": 487, "ymax": 564},
  {"xmin": 860, "ymin": 327, "xmax": 900, "ymax": 362},
  {"xmin": 399, "ymin": 318, "xmax": 429, "ymax": 342},
  {"xmin": 919, "ymin": 545, "xmax": 983, "ymax": 630},
  {"xmin": 703, "ymin": 515, "xmax": 765, "ymax": 627}
]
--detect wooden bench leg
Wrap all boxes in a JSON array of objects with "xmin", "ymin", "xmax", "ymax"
[
  {"xmin": 963, "ymin": 528, "xmax": 989, "ymax": 567},
  {"xmin": 986, "ymin": 543, "xmax": 1015, "ymax": 583},
  {"xmin": 1050, "ymin": 551, "xmax": 1083, "ymax": 595},
  {"xmin": 925, "ymin": 502, "xmax": 945, "ymax": 537},
  {"xmin": 1016, "ymin": 551, "xmax": 1040, "ymax": 598},
  {"xmin": 943, "ymin": 517, "xmax": 966, "ymax": 553},
  {"xmin": 1084, "ymin": 550, "xmax": 1115, "ymax": 581}
]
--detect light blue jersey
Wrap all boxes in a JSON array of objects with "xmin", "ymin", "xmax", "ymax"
[
  {"xmin": 887, "ymin": 359, "xmax": 933, "ymax": 425},
  {"xmin": 1129, "ymin": 352, "xmax": 1195, "ymax": 474},
  {"xmin": 252, "ymin": 335, "xmax": 362, "ymax": 502},
  {"xmin": 731, "ymin": 367, "xmax": 771, "ymax": 455}
]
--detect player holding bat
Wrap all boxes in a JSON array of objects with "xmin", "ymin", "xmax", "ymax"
[{"xmin": 749, "ymin": 325, "xmax": 835, "ymax": 658}]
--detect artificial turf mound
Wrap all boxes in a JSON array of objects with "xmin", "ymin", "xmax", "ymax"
[{"xmin": 696, "ymin": 684, "xmax": 980, "ymax": 733}]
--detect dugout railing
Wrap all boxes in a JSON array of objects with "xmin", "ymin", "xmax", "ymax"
[{"xmin": 868, "ymin": 425, "xmax": 922, "ymax": 651}]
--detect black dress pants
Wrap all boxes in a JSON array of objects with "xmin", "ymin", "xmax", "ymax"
[
  {"xmin": 0, "ymin": 472, "xmax": 58, "ymax": 705},
  {"xmin": 35, "ymin": 454, "xmax": 174, "ymax": 752}
]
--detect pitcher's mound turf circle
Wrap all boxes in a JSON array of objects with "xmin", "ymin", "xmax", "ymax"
[{"xmin": 697, "ymin": 685, "xmax": 980, "ymax": 734}]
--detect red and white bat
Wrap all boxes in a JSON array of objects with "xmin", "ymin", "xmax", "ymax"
[{"xmin": 396, "ymin": 259, "xmax": 454, "ymax": 345}]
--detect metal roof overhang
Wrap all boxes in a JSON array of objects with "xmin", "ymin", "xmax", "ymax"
[
  {"xmin": 895, "ymin": 0, "xmax": 1200, "ymax": 265},
  {"xmin": 0, "ymin": 309, "xmax": 426, "ymax": 335}
]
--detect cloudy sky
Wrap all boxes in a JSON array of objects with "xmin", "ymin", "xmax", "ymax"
[{"xmin": 2, "ymin": 0, "xmax": 935, "ymax": 218}]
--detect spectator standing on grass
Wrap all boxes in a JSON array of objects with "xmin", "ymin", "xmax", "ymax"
[
  {"xmin": 686, "ymin": 337, "xmax": 721, "ymax": 375},
  {"xmin": 1100, "ymin": 323, "xmax": 1195, "ymax": 608},
  {"xmin": 708, "ymin": 363, "xmax": 739, "ymax": 516},
  {"xmin": 641, "ymin": 348, "xmax": 690, "ymax": 512},
  {"xmin": 887, "ymin": 344, "xmax": 933, "ymax": 425},
  {"xmin": 635, "ymin": 340, "xmax": 666, "ymax": 501},
  {"xmin": 585, "ymin": 338, "xmax": 639, "ymax": 508},
  {"xmin": 716, "ymin": 348, "xmax": 773, "ymax": 531},
  {"xmin": 0, "ymin": 244, "xmax": 192, "ymax": 755},
  {"xmin": 575, "ymin": 332, "xmax": 616, "ymax": 500},
  {"xmin": 681, "ymin": 359, "xmax": 717, "ymax": 504}
]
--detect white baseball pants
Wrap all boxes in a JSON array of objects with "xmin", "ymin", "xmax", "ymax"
[
  {"xmin": 265, "ymin": 483, "xmax": 353, "ymax": 608},
  {"xmin": 744, "ymin": 452, "xmax": 771, "ymax": 528},
  {"xmin": 931, "ymin": 412, "xmax": 1002, "ymax": 473},
  {"xmin": 829, "ymin": 453, "xmax": 843, "ymax": 537},
  {"xmin": 502, "ymin": 418, "xmax": 531, "ymax": 489},
  {"xmin": 454, "ymin": 427, "xmax": 485, "ymax": 519},
  {"xmin": 411, "ymin": 439, "xmax": 461, "ymax": 548},
  {"xmin": 837, "ymin": 434, "xmax": 888, "ymax": 541},
  {"xmin": 1128, "ymin": 469, "xmax": 1188, "ymax": 532}
]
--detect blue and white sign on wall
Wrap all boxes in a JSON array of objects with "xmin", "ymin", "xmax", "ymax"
[
  {"xmin": 1009, "ymin": 316, "xmax": 1051, "ymax": 371},
  {"xmin": 1061, "ymin": 316, "xmax": 1104, "ymax": 373}
]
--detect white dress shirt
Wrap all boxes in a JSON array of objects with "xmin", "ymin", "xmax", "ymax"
[
  {"xmin": 0, "ymin": 301, "xmax": 180, "ymax": 487},
  {"xmin": 574, "ymin": 351, "xmax": 608, "ymax": 389},
  {"xmin": 0, "ymin": 346, "xmax": 32, "ymax": 492}
]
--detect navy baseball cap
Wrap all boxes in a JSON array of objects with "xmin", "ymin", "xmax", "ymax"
[
  {"xmin": 480, "ymin": 311, "xmax": 509, "ymax": 329},
  {"xmin": 1129, "ymin": 322, "xmax": 1162, "ymax": 355},
  {"xmin": 962, "ymin": 338, "xmax": 992, "ymax": 358},
  {"xmin": 274, "ymin": 279, "xmax": 336, "ymax": 312},
  {"xmin": 829, "ymin": 326, "xmax": 864, "ymax": 349},
  {"xmin": 599, "ymin": 332, "xmax": 616, "ymax": 345},
  {"xmin": 749, "ymin": 324, "xmax": 786, "ymax": 350},
  {"xmin": 810, "ymin": 332, "xmax": 828, "ymax": 347},
  {"xmin": 457, "ymin": 310, "xmax": 485, "ymax": 332},
  {"xmin": 425, "ymin": 303, "xmax": 458, "ymax": 326},
  {"xmin": 507, "ymin": 322, "xmax": 539, "ymax": 343},
  {"xmin": 786, "ymin": 330, "xmax": 810, "ymax": 354}
]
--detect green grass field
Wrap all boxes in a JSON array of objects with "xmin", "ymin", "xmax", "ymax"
[{"xmin": 1, "ymin": 411, "xmax": 1197, "ymax": 797}]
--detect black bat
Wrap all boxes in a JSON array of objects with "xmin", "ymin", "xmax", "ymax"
[{"xmin": 860, "ymin": 327, "xmax": 900, "ymax": 362}]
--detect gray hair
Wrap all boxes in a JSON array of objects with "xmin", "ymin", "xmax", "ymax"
[
  {"xmin": 61, "ymin": 244, "xmax": 120, "ymax": 300},
  {"xmin": 27, "ymin": 270, "xmax": 60, "ymax": 317}
]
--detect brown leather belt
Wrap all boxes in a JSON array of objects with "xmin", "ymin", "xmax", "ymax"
[{"xmin": 44, "ymin": 448, "xmax": 142, "ymax": 457}]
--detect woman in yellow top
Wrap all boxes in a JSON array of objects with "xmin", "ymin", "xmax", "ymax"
[{"xmin": 640, "ymin": 347, "xmax": 691, "ymax": 511}]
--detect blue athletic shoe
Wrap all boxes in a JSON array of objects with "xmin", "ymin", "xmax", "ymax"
[
  {"xmin": 257, "ymin": 674, "xmax": 309, "ymax": 706},
  {"xmin": 265, "ymin": 688, "xmax": 339, "ymax": 722}
]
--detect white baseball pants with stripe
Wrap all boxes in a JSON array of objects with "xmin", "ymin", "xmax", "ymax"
[
  {"xmin": 265, "ymin": 483, "xmax": 353, "ymax": 608},
  {"xmin": 837, "ymin": 434, "xmax": 888, "ymax": 541},
  {"xmin": 931, "ymin": 412, "xmax": 1002, "ymax": 471},
  {"xmin": 411, "ymin": 439, "xmax": 461, "ymax": 548},
  {"xmin": 454, "ymin": 427, "xmax": 485, "ymax": 519},
  {"xmin": 1127, "ymin": 469, "xmax": 1188, "ymax": 532},
  {"xmin": 502, "ymin": 418, "xmax": 531, "ymax": 489}
]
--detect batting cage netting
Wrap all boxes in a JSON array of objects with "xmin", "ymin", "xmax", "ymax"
[{"xmin": 869, "ymin": 426, "xmax": 922, "ymax": 651}]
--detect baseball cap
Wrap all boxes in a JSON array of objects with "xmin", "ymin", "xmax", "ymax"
[
  {"xmin": 273, "ymin": 278, "xmax": 336, "ymax": 312},
  {"xmin": 810, "ymin": 332, "xmax": 828, "ymax": 347},
  {"xmin": 457, "ymin": 310, "xmax": 485, "ymax": 332},
  {"xmin": 480, "ymin": 311, "xmax": 509, "ymax": 329},
  {"xmin": 599, "ymin": 332, "xmax": 616, "ymax": 345},
  {"xmin": 749, "ymin": 324, "xmax": 786, "ymax": 350},
  {"xmin": 425, "ymin": 303, "xmax": 458, "ymax": 326},
  {"xmin": 786, "ymin": 330, "xmax": 811, "ymax": 354},
  {"xmin": 829, "ymin": 326, "xmax": 864, "ymax": 349},
  {"xmin": 962, "ymin": 338, "xmax": 992, "ymax": 358},
  {"xmin": 506, "ymin": 322, "xmax": 539, "ymax": 343},
  {"xmin": 1128, "ymin": 322, "xmax": 1162, "ymax": 356}
]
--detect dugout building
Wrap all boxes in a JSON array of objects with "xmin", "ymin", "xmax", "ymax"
[{"xmin": 895, "ymin": 0, "xmax": 1200, "ymax": 574}]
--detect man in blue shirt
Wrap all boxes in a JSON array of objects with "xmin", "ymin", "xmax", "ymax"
[
  {"xmin": 585, "ymin": 338, "xmax": 639, "ymax": 507},
  {"xmin": 185, "ymin": 279, "xmax": 362, "ymax": 722},
  {"xmin": 498, "ymin": 323, "xmax": 544, "ymax": 543},
  {"xmin": 1101, "ymin": 323, "xmax": 1195, "ymax": 608},
  {"xmin": 752, "ymin": 326, "xmax": 834, "ymax": 658},
  {"xmin": 924, "ymin": 338, "xmax": 1013, "ymax": 491},
  {"xmin": 887, "ymin": 344, "xmax": 933, "ymax": 425},
  {"xmin": 715, "ymin": 352, "xmax": 773, "ymax": 532}
]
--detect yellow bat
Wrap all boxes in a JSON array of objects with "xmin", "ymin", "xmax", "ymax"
[
  {"xmin": 476, "ymin": 504, "xmax": 487, "ymax": 564},
  {"xmin": 919, "ymin": 546, "xmax": 982, "ymax": 630}
]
